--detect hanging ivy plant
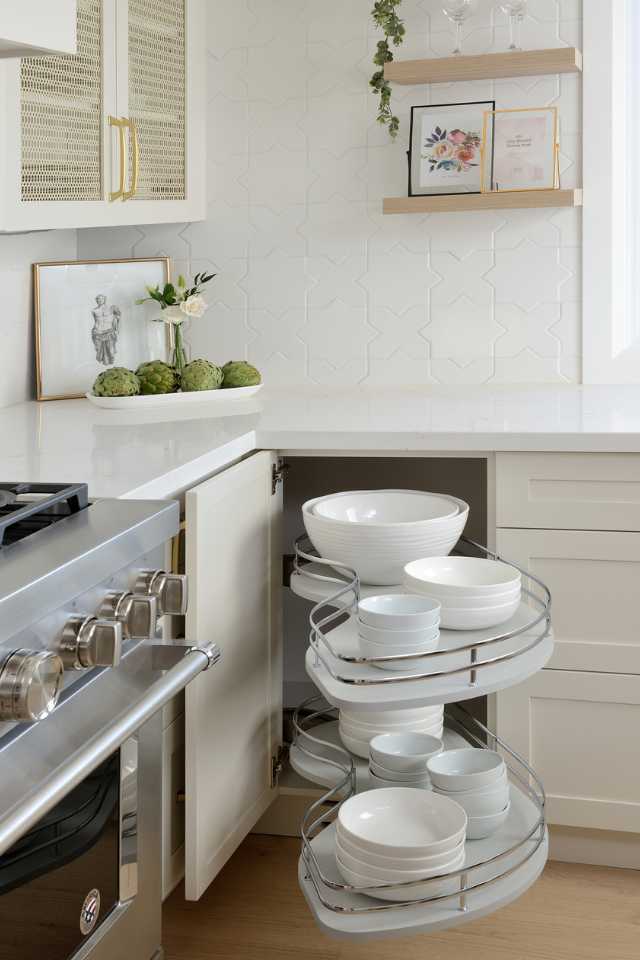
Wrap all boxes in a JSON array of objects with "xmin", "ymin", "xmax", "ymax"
[{"xmin": 370, "ymin": 0, "xmax": 405, "ymax": 139}]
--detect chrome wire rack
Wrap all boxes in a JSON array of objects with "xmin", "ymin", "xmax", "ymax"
[
  {"xmin": 293, "ymin": 535, "xmax": 552, "ymax": 689},
  {"xmin": 295, "ymin": 696, "xmax": 547, "ymax": 916}
]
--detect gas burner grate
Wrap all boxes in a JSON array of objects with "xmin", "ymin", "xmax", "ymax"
[{"xmin": 0, "ymin": 483, "xmax": 89, "ymax": 547}]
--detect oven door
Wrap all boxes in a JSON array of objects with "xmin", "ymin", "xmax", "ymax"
[{"xmin": 0, "ymin": 731, "xmax": 154, "ymax": 960}]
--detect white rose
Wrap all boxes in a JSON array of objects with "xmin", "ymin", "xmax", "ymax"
[{"xmin": 180, "ymin": 294, "xmax": 207, "ymax": 319}]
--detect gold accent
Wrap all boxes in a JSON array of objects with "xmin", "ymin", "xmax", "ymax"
[
  {"xmin": 108, "ymin": 116, "xmax": 128, "ymax": 202},
  {"xmin": 171, "ymin": 520, "xmax": 187, "ymax": 575},
  {"xmin": 481, "ymin": 106, "xmax": 560, "ymax": 194},
  {"xmin": 122, "ymin": 119, "xmax": 140, "ymax": 200},
  {"xmin": 33, "ymin": 257, "xmax": 171, "ymax": 402}
]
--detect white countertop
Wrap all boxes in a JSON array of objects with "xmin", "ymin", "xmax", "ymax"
[{"xmin": 4, "ymin": 385, "xmax": 640, "ymax": 498}]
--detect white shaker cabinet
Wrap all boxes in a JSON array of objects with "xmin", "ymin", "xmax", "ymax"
[
  {"xmin": 0, "ymin": 2, "xmax": 77, "ymax": 58},
  {"xmin": 0, "ymin": 0, "xmax": 205, "ymax": 231},
  {"xmin": 184, "ymin": 452, "xmax": 283, "ymax": 901}
]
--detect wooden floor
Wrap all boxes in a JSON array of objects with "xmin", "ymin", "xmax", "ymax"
[{"xmin": 163, "ymin": 835, "xmax": 640, "ymax": 960}]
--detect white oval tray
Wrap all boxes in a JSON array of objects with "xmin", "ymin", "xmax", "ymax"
[{"xmin": 86, "ymin": 383, "xmax": 262, "ymax": 408}]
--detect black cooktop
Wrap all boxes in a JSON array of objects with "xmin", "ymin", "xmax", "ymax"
[{"xmin": 0, "ymin": 483, "xmax": 89, "ymax": 547}]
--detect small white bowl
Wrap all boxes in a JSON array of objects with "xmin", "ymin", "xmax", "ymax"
[
  {"xmin": 337, "ymin": 788, "xmax": 467, "ymax": 858},
  {"xmin": 369, "ymin": 732, "xmax": 443, "ymax": 773},
  {"xmin": 368, "ymin": 770, "xmax": 431, "ymax": 790},
  {"xmin": 466, "ymin": 802, "xmax": 511, "ymax": 840},
  {"xmin": 369, "ymin": 759, "xmax": 430, "ymax": 781},
  {"xmin": 311, "ymin": 490, "xmax": 461, "ymax": 526},
  {"xmin": 434, "ymin": 782, "xmax": 510, "ymax": 818},
  {"xmin": 439, "ymin": 598, "xmax": 520, "ymax": 631},
  {"xmin": 340, "ymin": 723, "xmax": 444, "ymax": 750},
  {"xmin": 336, "ymin": 827, "xmax": 465, "ymax": 871},
  {"xmin": 358, "ymin": 594, "xmax": 441, "ymax": 630},
  {"xmin": 427, "ymin": 748, "xmax": 505, "ymax": 792},
  {"xmin": 404, "ymin": 556, "xmax": 521, "ymax": 599},
  {"xmin": 358, "ymin": 619, "xmax": 440, "ymax": 648}
]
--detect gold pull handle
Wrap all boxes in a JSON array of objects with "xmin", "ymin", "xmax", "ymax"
[
  {"xmin": 122, "ymin": 118, "xmax": 139, "ymax": 201},
  {"xmin": 108, "ymin": 116, "xmax": 128, "ymax": 202}
]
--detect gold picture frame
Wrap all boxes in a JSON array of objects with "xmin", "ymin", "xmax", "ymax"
[
  {"xmin": 480, "ymin": 106, "xmax": 560, "ymax": 194},
  {"xmin": 34, "ymin": 257, "xmax": 171, "ymax": 401}
]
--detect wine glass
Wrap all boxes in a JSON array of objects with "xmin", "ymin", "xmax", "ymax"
[
  {"xmin": 442, "ymin": 0, "xmax": 479, "ymax": 56},
  {"xmin": 500, "ymin": 0, "xmax": 528, "ymax": 51}
]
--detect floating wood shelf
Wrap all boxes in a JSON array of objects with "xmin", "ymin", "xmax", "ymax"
[
  {"xmin": 383, "ymin": 189, "xmax": 583, "ymax": 215},
  {"xmin": 384, "ymin": 47, "xmax": 582, "ymax": 85}
]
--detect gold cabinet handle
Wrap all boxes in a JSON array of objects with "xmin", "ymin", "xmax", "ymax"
[
  {"xmin": 122, "ymin": 118, "xmax": 139, "ymax": 201},
  {"xmin": 108, "ymin": 115, "xmax": 128, "ymax": 202}
]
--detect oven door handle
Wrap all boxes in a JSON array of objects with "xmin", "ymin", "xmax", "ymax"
[{"xmin": 0, "ymin": 641, "xmax": 221, "ymax": 858}]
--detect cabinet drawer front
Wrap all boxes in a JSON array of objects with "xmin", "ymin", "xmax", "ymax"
[
  {"xmin": 497, "ymin": 670, "xmax": 640, "ymax": 833},
  {"xmin": 497, "ymin": 528, "xmax": 640, "ymax": 674},
  {"xmin": 497, "ymin": 453, "xmax": 640, "ymax": 531}
]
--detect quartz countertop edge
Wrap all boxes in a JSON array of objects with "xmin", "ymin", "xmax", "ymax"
[{"xmin": 4, "ymin": 385, "xmax": 640, "ymax": 499}]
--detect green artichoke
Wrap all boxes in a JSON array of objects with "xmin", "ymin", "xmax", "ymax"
[
  {"xmin": 181, "ymin": 359, "xmax": 224, "ymax": 392},
  {"xmin": 136, "ymin": 360, "xmax": 180, "ymax": 395},
  {"xmin": 93, "ymin": 367, "xmax": 140, "ymax": 397},
  {"xmin": 222, "ymin": 360, "xmax": 262, "ymax": 388}
]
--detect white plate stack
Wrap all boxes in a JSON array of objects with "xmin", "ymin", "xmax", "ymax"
[
  {"xmin": 427, "ymin": 748, "xmax": 511, "ymax": 839},
  {"xmin": 303, "ymin": 490, "xmax": 469, "ymax": 585},
  {"xmin": 368, "ymin": 732, "xmax": 442, "ymax": 790},
  {"xmin": 357, "ymin": 593, "xmax": 441, "ymax": 674},
  {"xmin": 335, "ymin": 788, "xmax": 467, "ymax": 902},
  {"xmin": 339, "ymin": 705, "xmax": 444, "ymax": 759},
  {"xmin": 404, "ymin": 556, "xmax": 522, "ymax": 631}
]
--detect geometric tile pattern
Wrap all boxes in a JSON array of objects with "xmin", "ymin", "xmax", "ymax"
[{"xmin": 77, "ymin": 0, "xmax": 583, "ymax": 386}]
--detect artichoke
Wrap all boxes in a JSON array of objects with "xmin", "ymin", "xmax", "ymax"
[
  {"xmin": 222, "ymin": 360, "xmax": 262, "ymax": 388},
  {"xmin": 93, "ymin": 367, "xmax": 140, "ymax": 397},
  {"xmin": 136, "ymin": 360, "xmax": 180, "ymax": 395},
  {"xmin": 181, "ymin": 359, "xmax": 224, "ymax": 392}
]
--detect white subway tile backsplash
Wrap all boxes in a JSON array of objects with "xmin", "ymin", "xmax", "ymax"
[{"xmin": 75, "ymin": 0, "xmax": 583, "ymax": 388}]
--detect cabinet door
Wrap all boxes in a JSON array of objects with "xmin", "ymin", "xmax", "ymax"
[
  {"xmin": 497, "ymin": 528, "xmax": 640, "ymax": 674},
  {"xmin": 184, "ymin": 452, "xmax": 283, "ymax": 901},
  {"xmin": 496, "ymin": 670, "xmax": 640, "ymax": 832}
]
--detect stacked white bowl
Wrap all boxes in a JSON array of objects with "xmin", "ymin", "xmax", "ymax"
[
  {"xmin": 357, "ymin": 593, "xmax": 441, "ymax": 674},
  {"xmin": 335, "ymin": 788, "xmax": 467, "ymax": 901},
  {"xmin": 404, "ymin": 556, "xmax": 522, "ymax": 631},
  {"xmin": 339, "ymin": 705, "xmax": 444, "ymax": 759},
  {"xmin": 427, "ymin": 748, "xmax": 511, "ymax": 839},
  {"xmin": 368, "ymin": 732, "xmax": 443, "ymax": 789},
  {"xmin": 302, "ymin": 490, "xmax": 469, "ymax": 586}
]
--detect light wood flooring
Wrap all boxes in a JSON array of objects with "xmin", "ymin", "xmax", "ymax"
[{"xmin": 163, "ymin": 835, "xmax": 640, "ymax": 960}]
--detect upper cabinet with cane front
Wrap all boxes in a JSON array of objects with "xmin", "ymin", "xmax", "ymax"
[{"xmin": 0, "ymin": 0, "xmax": 205, "ymax": 232}]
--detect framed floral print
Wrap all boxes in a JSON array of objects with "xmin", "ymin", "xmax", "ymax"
[
  {"xmin": 409, "ymin": 101, "xmax": 495, "ymax": 197},
  {"xmin": 34, "ymin": 257, "xmax": 170, "ymax": 401}
]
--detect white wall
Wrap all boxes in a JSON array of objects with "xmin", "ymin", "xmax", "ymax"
[
  {"xmin": 78, "ymin": 0, "xmax": 582, "ymax": 386},
  {"xmin": 0, "ymin": 230, "xmax": 76, "ymax": 408}
]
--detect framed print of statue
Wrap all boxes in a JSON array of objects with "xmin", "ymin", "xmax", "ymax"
[{"xmin": 34, "ymin": 257, "xmax": 169, "ymax": 400}]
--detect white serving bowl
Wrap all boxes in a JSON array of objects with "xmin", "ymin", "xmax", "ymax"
[
  {"xmin": 340, "ymin": 714, "xmax": 443, "ymax": 735},
  {"xmin": 466, "ymin": 802, "xmax": 511, "ymax": 840},
  {"xmin": 335, "ymin": 835, "xmax": 460, "ymax": 884},
  {"xmin": 427, "ymin": 748, "xmax": 505, "ymax": 793},
  {"xmin": 312, "ymin": 490, "xmax": 460, "ymax": 525},
  {"xmin": 340, "ymin": 724, "xmax": 444, "ymax": 755},
  {"xmin": 439, "ymin": 598, "xmax": 520, "ymax": 631},
  {"xmin": 358, "ymin": 594, "xmax": 441, "ymax": 630},
  {"xmin": 359, "ymin": 633, "xmax": 439, "ymax": 661},
  {"xmin": 335, "ymin": 848, "xmax": 465, "ymax": 902},
  {"xmin": 303, "ymin": 494, "xmax": 469, "ymax": 586},
  {"xmin": 435, "ymin": 589, "xmax": 520, "ymax": 611},
  {"xmin": 368, "ymin": 770, "xmax": 431, "ymax": 790},
  {"xmin": 339, "ymin": 730, "xmax": 374, "ymax": 759},
  {"xmin": 434, "ymin": 782, "xmax": 510, "ymax": 818},
  {"xmin": 341, "ymin": 706, "xmax": 443, "ymax": 725},
  {"xmin": 369, "ymin": 732, "xmax": 443, "ymax": 772},
  {"xmin": 337, "ymin": 788, "xmax": 467, "ymax": 858},
  {"xmin": 336, "ymin": 826, "xmax": 465, "ymax": 871},
  {"xmin": 358, "ymin": 619, "xmax": 440, "ymax": 648},
  {"xmin": 369, "ymin": 759, "xmax": 430, "ymax": 781},
  {"xmin": 404, "ymin": 556, "xmax": 521, "ymax": 599}
]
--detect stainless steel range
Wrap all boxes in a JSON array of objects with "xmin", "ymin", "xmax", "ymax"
[{"xmin": 0, "ymin": 482, "xmax": 219, "ymax": 960}]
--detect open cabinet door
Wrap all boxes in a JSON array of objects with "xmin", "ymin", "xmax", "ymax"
[{"xmin": 185, "ymin": 451, "xmax": 283, "ymax": 900}]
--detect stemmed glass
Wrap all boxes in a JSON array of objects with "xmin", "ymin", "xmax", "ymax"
[
  {"xmin": 442, "ymin": 0, "xmax": 479, "ymax": 56},
  {"xmin": 500, "ymin": 0, "xmax": 528, "ymax": 51}
]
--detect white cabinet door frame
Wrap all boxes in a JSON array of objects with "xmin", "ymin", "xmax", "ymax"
[
  {"xmin": 497, "ymin": 670, "xmax": 640, "ymax": 833},
  {"xmin": 184, "ymin": 451, "xmax": 282, "ymax": 901}
]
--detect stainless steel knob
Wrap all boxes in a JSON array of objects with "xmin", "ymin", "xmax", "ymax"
[
  {"xmin": 98, "ymin": 592, "xmax": 158, "ymax": 640},
  {"xmin": 59, "ymin": 616, "xmax": 123, "ymax": 670},
  {"xmin": 135, "ymin": 570, "xmax": 188, "ymax": 616},
  {"xmin": 0, "ymin": 650, "xmax": 64, "ymax": 722}
]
